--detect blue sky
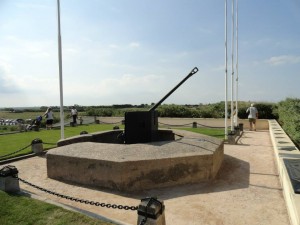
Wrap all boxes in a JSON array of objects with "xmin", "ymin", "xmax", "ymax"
[{"xmin": 0, "ymin": 0, "xmax": 300, "ymax": 107}]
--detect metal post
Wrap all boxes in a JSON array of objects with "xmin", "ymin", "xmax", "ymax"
[
  {"xmin": 230, "ymin": 0, "xmax": 235, "ymax": 132},
  {"xmin": 235, "ymin": 0, "xmax": 239, "ymax": 127},
  {"xmin": 224, "ymin": 0, "xmax": 228, "ymax": 139},
  {"xmin": 57, "ymin": 0, "xmax": 64, "ymax": 139}
]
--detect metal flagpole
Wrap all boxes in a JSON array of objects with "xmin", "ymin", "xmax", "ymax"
[
  {"xmin": 224, "ymin": 0, "xmax": 228, "ymax": 138},
  {"xmin": 57, "ymin": 0, "xmax": 64, "ymax": 139},
  {"xmin": 230, "ymin": 0, "xmax": 235, "ymax": 132},
  {"xmin": 235, "ymin": 0, "xmax": 239, "ymax": 127}
]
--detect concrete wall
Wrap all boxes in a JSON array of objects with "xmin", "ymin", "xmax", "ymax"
[{"xmin": 269, "ymin": 120, "xmax": 300, "ymax": 225}]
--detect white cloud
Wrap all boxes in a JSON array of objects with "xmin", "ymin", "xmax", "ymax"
[
  {"xmin": 109, "ymin": 44, "xmax": 119, "ymax": 49},
  {"xmin": 265, "ymin": 55, "xmax": 300, "ymax": 66},
  {"xmin": 65, "ymin": 73, "xmax": 164, "ymax": 96},
  {"xmin": 2, "ymin": 35, "xmax": 55, "ymax": 60},
  {"xmin": 14, "ymin": 3, "xmax": 47, "ymax": 9},
  {"xmin": 128, "ymin": 42, "xmax": 140, "ymax": 48},
  {"xmin": 0, "ymin": 61, "xmax": 21, "ymax": 93}
]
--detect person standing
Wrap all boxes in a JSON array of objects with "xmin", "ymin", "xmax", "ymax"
[
  {"xmin": 43, "ymin": 107, "xmax": 54, "ymax": 130},
  {"xmin": 71, "ymin": 106, "xmax": 78, "ymax": 125},
  {"xmin": 246, "ymin": 103, "xmax": 258, "ymax": 131}
]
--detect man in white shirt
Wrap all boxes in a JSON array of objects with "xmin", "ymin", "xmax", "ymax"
[
  {"xmin": 71, "ymin": 106, "xmax": 78, "ymax": 124},
  {"xmin": 246, "ymin": 103, "xmax": 258, "ymax": 131}
]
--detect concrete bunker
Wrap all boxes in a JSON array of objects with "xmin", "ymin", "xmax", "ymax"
[{"xmin": 46, "ymin": 67, "xmax": 224, "ymax": 191}]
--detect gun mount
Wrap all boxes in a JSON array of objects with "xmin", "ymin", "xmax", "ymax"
[{"xmin": 124, "ymin": 67, "xmax": 199, "ymax": 144}]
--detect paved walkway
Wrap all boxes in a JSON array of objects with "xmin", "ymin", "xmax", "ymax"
[{"xmin": 3, "ymin": 130, "xmax": 290, "ymax": 225}]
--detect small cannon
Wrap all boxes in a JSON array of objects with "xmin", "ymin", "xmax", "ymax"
[{"xmin": 124, "ymin": 67, "xmax": 199, "ymax": 144}]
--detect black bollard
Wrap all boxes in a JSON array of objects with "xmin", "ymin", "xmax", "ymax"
[
  {"xmin": 0, "ymin": 165, "xmax": 20, "ymax": 193},
  {"xmin": 239, "ymin": 123, "xmax": 244, "ymax": 132},
  {"xmin": 137, "ymin": 197, "xmax": 166, "ymax": 225},
  {"xmin": 234, "ymin": 126, "xmax": 240, "ymax": 136},
  {"xmin": 227, "ymin": 131, "xmax": 236, "ymax": 145},
  {"xmin": 31, "ymin": 138, "xmax": 44, "ymax": 154}
]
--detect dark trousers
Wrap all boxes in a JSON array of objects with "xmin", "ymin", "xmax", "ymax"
[{"xmin": 72, "ymin": 115, "xmax": 77, "ymax": 124}]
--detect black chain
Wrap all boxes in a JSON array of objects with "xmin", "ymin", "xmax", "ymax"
[
  {"xmin": 18, "ymin": 177, "xmax": 138, "ymax": 211},
  {"xmin": 196, "ymin": 123, "xmax": 225, "ymax": 129},
  {"xmin": 0, "ymin": 143, "xmax": 32, "ymax": 159},
  {"xmin": 158, "ymin": 122, "xmax": 193, "ymax": 127},
  {"xmin": 158, "ymin": 121, "xmax": 226, "ymax": 129},
  {"xmin": 0, "ymin": 140, "xmax": 58, "ymax": 160}
]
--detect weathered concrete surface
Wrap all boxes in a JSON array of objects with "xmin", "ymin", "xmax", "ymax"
[
  {"xmin": 47, "ymin": 130, "xmax": 224, "ymax": 191},
  {"xmin": 57, "ymin": 129, "xmax": 175, "ymax": 147}
]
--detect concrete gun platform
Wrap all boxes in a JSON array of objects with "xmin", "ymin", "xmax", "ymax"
[
  {"xmin": 2, "ymin": 130, "xmax": 290, "ymax": 225},
  {"xmin": 47, "ymin": 130, "xmax": 224, "ymax": 192}
]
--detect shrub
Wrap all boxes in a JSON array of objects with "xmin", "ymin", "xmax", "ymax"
[
  {"xmin": 277, "ymin": 98, "xmax": 300, "ymax": 146},
  {"xmin": 157, "ymin": 104, "xmax": 194, "ymax": 117}
]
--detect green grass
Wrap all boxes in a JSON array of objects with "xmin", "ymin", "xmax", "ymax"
[
  {"xmin": 179, "ymin": 127, "xmax": 225, "ymax": 139},
  {"xmin": 0, "ymin": 191, "xmax": 115, "ymax": 225},
  {"xmin": 0, "ymin": 111, "xmax": 45, "ymax": 120},
  {"xmin": 0, "ymin": 124, "xmax": 124, "ymax": 160}
]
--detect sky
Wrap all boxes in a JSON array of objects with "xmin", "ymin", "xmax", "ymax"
[{"xmin": 0, "ymin": 0, "xmax": 300, "ymax": 107}]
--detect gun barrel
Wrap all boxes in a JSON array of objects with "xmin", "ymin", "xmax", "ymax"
[{"xmin": 149, "ymin": 67, "xmax": 199, "ymax": 112}]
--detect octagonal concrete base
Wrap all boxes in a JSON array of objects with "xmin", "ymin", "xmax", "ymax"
[{"xmin": 46, "ymin": 129, "xmax": 224, "ymax": 191}]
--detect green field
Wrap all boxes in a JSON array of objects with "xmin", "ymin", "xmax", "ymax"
[
  {"xmin": 0, "ymin": 191, "xmax": 115, "ymax": 225},
  {"xmin": 0, "ymin": 124, "xmax": 124, "ymax": 160},
  {"xmin": 0, "ymin": 111, "xmax": 45, "ymax": 119}
]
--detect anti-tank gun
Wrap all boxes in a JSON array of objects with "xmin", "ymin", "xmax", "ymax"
[{"xmin": 124, "ymin": 67, "xmax": 199, "ymax": 144}]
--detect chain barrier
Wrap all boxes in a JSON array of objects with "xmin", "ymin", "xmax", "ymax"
[
  {"xmin": 158, "ymin": 121, "xmax": 225, "ymax": 129},
  {"xmin": 158, "ymin": 122, "xmax": 193, "ymax": 127},
  {"xmin": 18, "ymin": 177, "xmax": 138, "ymax": 211},
  {"xmin": 0, "ymin": 143, "xmax": 32, "ymax": 159},
  {"xmin": 196, "ymin": 122, "xmax": 225, "ymax": 129},
  {"xmin": 0, "ymin": 139, "xmax": 58, "ymax": 160}
]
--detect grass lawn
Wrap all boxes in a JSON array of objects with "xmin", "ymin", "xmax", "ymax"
[
  {"xmin": 179, "ymin": 127, "xmax": 225, "ymax": 139},
  {"xmin": 0, "ymin": 191, "xmax": 115, "ymax": 225},
  {"xmin": 0, "ymin": 124, "xmax": 124, "ymax": 160}
]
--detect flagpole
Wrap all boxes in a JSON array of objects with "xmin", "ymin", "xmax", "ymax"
[
  {"xmin": 57, "ymin": 0, "xmax": 64, "ymax": 139},
  {"xmin": 235, "ymin": 0, "xmax": 239, "ymax": 127},
  {"xmin": 230, "ymin": 0, "xmax": 235, "ymax": 132},
  {"xmin": 224, "ymin": 0, "xmax": 228, "ymax": 138}
]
